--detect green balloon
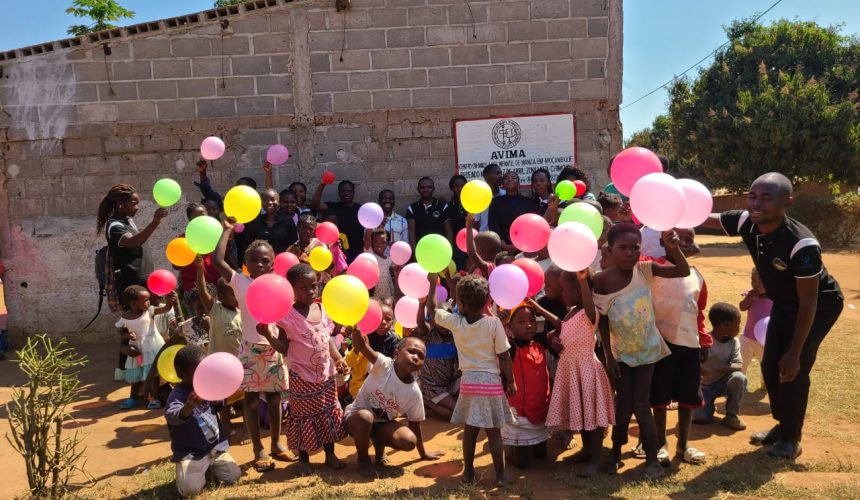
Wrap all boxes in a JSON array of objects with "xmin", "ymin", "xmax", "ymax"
[
  {"xmin": 153, "ymin": 178, "xmax": 181, "ymax": 207},
  {"xmin": 186, "ymin": 216, "xmax": 223, "ymax": 254},
  {"xmin": 559, "ymin": 202, "xmax": 604, "ymax": 239},
  {"xmin": 415, "ymin": 234, "xmax": 453, "ymax": 273},
  {"xmin": 555, "ymin": 180, "xmax": 576, "ymax": 201}
]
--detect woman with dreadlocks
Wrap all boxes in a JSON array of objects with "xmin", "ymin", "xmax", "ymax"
[{"xmin": 97, "ymin": 184, "xmax": 169, "ymax": 382}]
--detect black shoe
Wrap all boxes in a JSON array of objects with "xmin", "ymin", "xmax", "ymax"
[
  {"xmin": 767, "ymin": 440, "xmax": 802, "ymax": 460},
  {"xmin": 750, "ymin": 425, "xmax": 780, "ymax": 446}
]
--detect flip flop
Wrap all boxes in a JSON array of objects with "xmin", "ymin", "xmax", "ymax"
[
  {"xmin": 253, "ymin": 459, "xmax": 275, "ymax": 472},
  {"xmin": 271, "ymin": 450, "xmax": 296, "ymax": 462}
]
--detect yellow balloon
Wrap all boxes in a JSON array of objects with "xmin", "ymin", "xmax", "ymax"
[
  {"xmin": 394, "ymin": 322, "xmax": 403, "ymax": 338},
  {"xmin": 461, "ymin": 179, "xmax": 493, "ymax": 214},
  {"xmin": 157, "ymin": 344, "xmax": 184, "ymax": 383},
  {"xmin": 322, "ymin": 275, "xmax": 369, "ymax": 326},
  {"xmin": 309, "ymin": 246, "xmax": 333, "ymax": 272},
  {"xmin": 166, "ymin": 237, "xmax": 196, "ymax": 267},
  {"xmin": 224, "ymin": 185, "xmax": 262, "ymax": 224}
]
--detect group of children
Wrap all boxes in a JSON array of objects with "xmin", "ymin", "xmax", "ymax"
[{"xmin": 99, "ymin": 164, "xmax": 773, "ymax": 496}]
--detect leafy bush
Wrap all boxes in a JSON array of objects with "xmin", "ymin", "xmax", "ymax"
[{"xmin": 790, "ymin": 192, "xmax": 860, "ymax": 245}]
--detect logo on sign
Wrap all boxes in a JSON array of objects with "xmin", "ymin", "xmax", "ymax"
[{"xmin": 492, "ymin": 119, "xmax": 522, "ymax": 149}]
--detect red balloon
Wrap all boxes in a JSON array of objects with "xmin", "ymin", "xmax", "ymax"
[
  {"xmin": 147, "ymin": 269, "xmax": 177, "ymax": 296},
  {"xmin": 512, "ymin": 258, "xmax": 545, "ymax": 297},
  {"xmin": 315, "ymin": 221, "xmax": 340, "ymax": 245},
  {"xmin": 510, "ymin": 213, "xmax": 552, "ymax": 253},
  {"xmin": 455, "ymin": 227, "xmax": 478, "ymax": 253},
  {"xmin": 347, "ymin": 256, "xmax": 380, "ymax": 289},
  {"xmin": 573, "ymin": 180, "xmax": 587, "ymax": 197},
  {"xmin": 357, "ymin": 299, "xmax": 383, "ymax": 335},
  {"xmin": 273, "ymin": 252, "xmax": 300, "ymax": 277},
  {"xmin": 246, "ymin": 274, "xmax": 294, "ymax": 323},
  {"xmin": 321, "ymin": 171, "xmax": 336, "ymax": 185}
]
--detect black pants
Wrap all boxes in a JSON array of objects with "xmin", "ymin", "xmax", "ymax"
[
  {"xmin": 761, "ymin": 297, "xmax": 843, "ymax": 442},
  {"xmin": 612, "ymin": 362, "xmax": 658, "ymax": 461}
]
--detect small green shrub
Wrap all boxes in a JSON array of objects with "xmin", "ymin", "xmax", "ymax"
[{"xmin": 791, "ymin": 192, "xmax": 860, "ymax": 245}]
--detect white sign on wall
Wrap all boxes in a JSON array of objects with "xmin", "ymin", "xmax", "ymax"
[{"xmin": 454, "ymin": 113, "xmax": 576, "ymax": 186}]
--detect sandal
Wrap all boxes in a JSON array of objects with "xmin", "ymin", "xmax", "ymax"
[
  {"xmin": 681, "ymin": 447, "xmax": 706, "ymax": 465},
  {"xmin": 120, "ymin": 398, "xmax": 138, "ymax": 410},
  {"xmin": 631, "ymin": 442, "xmax": 647, "ymax": 459},
  {"xmin": 147, "ymin": 400, "xmax": 162, "ymax": 410},
  {"xmin": 271, "ymin": 450, "xmax": 296, "ymax": 462},
  {"xmin": 657, "ymin": 447, "xmax": 671, "ymax": 467},
  {"xmin": 253, "ymin": 459, "xmax": 275, "ymax": 472}
]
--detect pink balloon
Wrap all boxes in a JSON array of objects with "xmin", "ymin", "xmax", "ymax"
[
  {"xmin": 357, "ymin": 252, "xmax": 377, "ymax": 263},
  {"xmin": 435, "ymin": 285, "xmax": 449, "ymax": 303},
  {"xmin": 489, "ymin": 264, "xmax": 529, "ymax": 309},
  {"xmin": 246, "ymin": 274, "xmax": 294, "ymax": 323},
  {"xmin": 675, "ymin": 179, "xmax": 713, "ymax": 229},
  {"xmin": 357, "ymin": 299, "xmax": 383, "ymax": 335},
  {"xmin": 266, "ymin": 144, "xmax": 290, "ymax": 165},
  {"xmin": 510, "ymin": 213, "xmax": 551, "ymax": 253},
  {"xmin": 193, "ymin": 352, "xmax": 244, "ymax": 401},
  {"xmin": 630, "ymin": 173, "xmax": 686, "ymax": 231},
  {"xmin": 358, "ymin": 202, "xmax": 384, "ymax": 229},
  {"xmin": 754, "ymin": 316, "xmax": 769, "ymax": 345},
  {"xmin": 455, "ymin": 228, "xmax": 478, "ymax": 253},
  {"xmin": 398, "ymin": 263, "xmax": 429, "ymax": 298},
  {"xmin": 315, "ymin": 221, "xmax": 340, "ymax": 245},
  {"xmin": 200, "ymin": 136, "xmax": 225, "ymax": 161},
  {"xmin": 548, "ymin": 222, "xmax": 598, "ymax": 272},
  {"xmin": 273, "ymin": 252, "xmax": 300, "ymax": 277},
  {"xmin": 394, "ymin": 296, "xmax": 420, "ymax": 329},
  {"xmin": 390, "ymin": 241, "xmax": 412, "ymax": 266},
  {"xmin": 347, "ymin": 257, "xmax": 380, "ymax": 289},
  {"xmin": 512, "ymin": 258, "xmax": 545, "ymax": 297},
  {"xmin": 147, "ymin": 269, "xmax": 177, "ymax": 296},
  {"xmin": 610, "ymin": 146, "xmax": 663, "ymax": 196},
  {"xmin": 234, "ymin": 223, "xmax": 245, "ymax": 234}
]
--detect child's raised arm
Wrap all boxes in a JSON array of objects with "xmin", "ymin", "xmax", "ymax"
[
  {"xmin": 425, "ymin": 273, "xmax": 438, "ymax": 325},
  {"xmin": 414, "ymin": 297, "xmax": 430, "ymax": 336},
  {"xmin": 262, "ymin": 161, "xmax": 274, "ymax": 189},
  {"xmin": 652, "ymin": 230, "xmax": 691, "ymax": 279},
  {"xmin": 196, "ymin": 258, "xmax": 214, "ymax": 313},
  {"xmin": 213, "ymin": 217, "xmax": 236, "ymax": 281},
  {"xmin": 350, "ymin": 326, "xmax": 379, "ymax": 365},
  {"xmin": 465, "ymin": 214, "xmax": 489, "ymax": 275},
  {"xmin": 576, "ymin": 270, "xmax": 597, "ymax": 324},
  {"xmin": 527, "ymin": 298, "xmax": 561, "ymax": 331}
]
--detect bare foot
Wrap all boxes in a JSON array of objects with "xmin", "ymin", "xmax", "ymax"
[
  {"xmin": 325, "ymin": 454, "xmax": 346, "ymax": 470},
  {"xmin": 357, "ymin": 457, "xmax": 377, "ymax": 478},
  {"xmin": 295, "ymin": 460, "xmax": 313, "ymax": 477},
  {"xmin": 375, "ymin": 452, "xmax": 389, "ymax": 466},
  {"xmin": 577, "ymin": 462, "xmax": 599, "ymax": 477},
  {"xmin": 461, "ymin": 470, "xmax": 476, "ymax": 484}
]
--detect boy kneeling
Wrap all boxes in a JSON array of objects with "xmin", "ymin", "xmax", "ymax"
[
  {"xmin": 165, "ymin": 345, "xmax": 240, "ymax": 497},
  {"xmin": 694, "ymin": 303, "xmax": 747, "ymax": 431}
]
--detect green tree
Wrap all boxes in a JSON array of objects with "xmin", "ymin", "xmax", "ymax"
[
  {"xmin": 66, "ymin": 0, "xmax": 135, "ymax": 36},
  {"xmin": 667, "ymin": 19, "xmax": 860, "ymax": 191},
  {"xmin": 214, "ymin": 0, "xmax": 245, "ymax": 6}
]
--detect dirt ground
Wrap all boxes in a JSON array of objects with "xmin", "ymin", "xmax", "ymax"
[{"xmin": 2, "ymin": 235, "xmax": 859, "ymax": 499}]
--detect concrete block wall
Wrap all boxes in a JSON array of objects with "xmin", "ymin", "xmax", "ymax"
[{"xmin": 0, "ymin": 0, "xmax": 622, "ymax": 338}]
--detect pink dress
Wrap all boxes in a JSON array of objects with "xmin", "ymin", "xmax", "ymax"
[{"xmin": 545, "ymin": 308, "xmax": 615, "ymax": 432}]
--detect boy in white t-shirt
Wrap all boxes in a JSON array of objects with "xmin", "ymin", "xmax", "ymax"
[{"xmin": 343, "ymin": 328, "xmax": 444, "ymax": 477}]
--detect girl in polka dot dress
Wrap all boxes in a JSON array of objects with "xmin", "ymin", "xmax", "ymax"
[{"xmin": 530, "ymin": 270, "xmax": 614, "ymax": 477}]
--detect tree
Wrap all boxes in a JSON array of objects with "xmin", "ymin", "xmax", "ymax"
[
  {"xmin": 214, "ymin": 0, "xmax": 246, "ymax": 6},
  {"xmin": 66, "ymin": 0, "xmax": 135, "ymax": 36},
  {"xmin": 667, "ymin": 19, "xmax": 860, "ymax": 191},
  {"xmin": 626, "ymin": 115, "xmax": 697, "ymax": 178}
]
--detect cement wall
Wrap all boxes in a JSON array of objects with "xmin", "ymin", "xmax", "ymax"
[{"xmin": 0, "ymin": 0, "xmax": 623, "ymax": 340}]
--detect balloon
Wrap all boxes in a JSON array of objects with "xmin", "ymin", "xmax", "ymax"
[
  {"xmin": 147, "ymin": 269, "xmax": 177, "ymax": 296},
  {"xmin": 242, "ymin": 264, "xmax": 250, "ymax": 276},
  {"xmin": 489, "ymin": 264, "xmax": 529, "ymax": 309},
  {"xmin": 630, "ymin": 173, "xmax": 686, "ymax": 231},
  {"xmin": 394, "ymin": 296, "xmax": 420, "ymax": 328},
  {"xmin": 548, "ymin": 222, "xmax": 598, "ymax": 272},
  {"xmin": 224, "ymin": 185, "xmax": 262, "ymax": 224},
  {"xmin": 559, "ymin": 202, "xmax": 604, "ymax": 239},
  {"xmin": 446, "ymin": 260, "xmax": 457, "ymax": 278},
  {"xmin": 356, "ymin": 252, "xmax": 377, "ymax": 263},
  {"xmin": 347, "ymin": 256, "xmax": 380, "ymax": 289},
  {"xmin": 394, "ymin": 321, "xmax": 404, "ymax": 337},
  {"xmin": 512, "ymin": 258, "xmax": 545, "ymax": 297},
  {"xmin": 234, "ymin": 223, "xmax": 245, "ymax": 234},
  {"xmin": 157, "ymin": 344, "xmax": 183, "ymax": 383},
  {"xmin": 573, "ymin": 180, "xmax": 587, "ymax": 197},
  {"xmin": 435, "ymin": 285, "xmax": 449, "ymax": 303},
  {"xmin": 322, "ymin": 275, "xmax": 370, "ymax": 326},
  {"xmin": 416, "ymin": 234, "xmax": 453, "ymax": 273},
  {"xmin": 358, "ymin": 203, "xmax": 384, "ymax": 229},
  {"xmin": 456, "ymin": 228, "xmax": 478, "ymax": 253},
  {"xmin": 186, "ymin": 216, "xmax": 223, "ymax": 254},
  {"xmin": 461, "ymin": 180, "xmax": 493, "ymax": 214},
  {"xmin": 510, "ymin": 213, "xmax": 551, "ymax": 253},
  {"xmin": 610, "ymin": 146, "xmax": 663, "ymax": 196},
  {"xmin": 675, "ymin": 179, "xmax": 714, "ymax": 229},
  {"xmin": 321, "ymin": 171, "xmax": 336, "ymax": 185},
  {"xmin": 246, "ymin": 274, "xmax": 294, "ymax": 323},
  {"xmin": 266, "ymin": 144, "xmax": 290, "ymax": 165},
  {"xmin": 315, "ymin": 221, "xmax": 340, "ymax": 245},
  {"xmin": 273, "ymin": 252, "xmax": 299, "ymax": 277},
  {"xmin": 390, "ymin": 241, "xmax": 412, "ymax": 266},
  {"xmin": 754, "ymin": 316, "xmax": 769, "ymax": 346},
  {"xmin": 200, "ymin": 136, "xmax": 225, "ymax": 161},
  {"xmin": 166, "ymin": 237, "xmax": 196, "ymax": 267},
  {"xmin": 309, "ymin": 246, "xmax": 333, "ymax": 272},
  {"xmin": 153, "ymin": 178, "xmax": 181, "ymax": 207},
  {"xmin": 555, "ymin": 180, "xmax": 576, "ymax": 201},
  {"xmin": 398, "ymin": 263, "xmax": 429, "ymax": 298},
  {"xmin": 357, "ymin": 299, "xmax": 383, "ymax": 335},
  {"xmin": 193, "ymin": 352, "xmax": 244, "ymax": 401}
]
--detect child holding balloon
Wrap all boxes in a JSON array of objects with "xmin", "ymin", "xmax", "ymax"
[{"xmin": 738, "ymin": 268, "xmax": 770, "ymax": 376}]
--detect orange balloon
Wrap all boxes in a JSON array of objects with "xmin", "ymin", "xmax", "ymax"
[{"xmin": 166, "ymin": 237, "xmax": 196, "ymax": 267}]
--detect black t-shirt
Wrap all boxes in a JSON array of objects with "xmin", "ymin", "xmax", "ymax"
[
  {"xmin": 324, "ymin": 201, "xmax": 363, "ymax": 261},
  {"xmin": 488, "ymin": 194, "xmax": 539, "ymax": 244},
  {"xmin": 406, "ymin": 198, "xmax": 451, "ymax": 241},
  {"xmin": 449, "ymin": 196, "xmax": 468, "ymax": 238},
  {"xmin": 720, "ymin": 210, "xmax": 841, "ymax": 304},
  {"xmin": 106, "ymin": 217, "xmax": 153, "ymax": 292},
  {"xmin": 244, "ymin": 213, "xmax": 297, "ymax": 254}
]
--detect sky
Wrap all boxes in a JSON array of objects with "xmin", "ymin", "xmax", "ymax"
[{"xmin": 1, "ymin": 1, "xmax": 858, "ymax": 139}]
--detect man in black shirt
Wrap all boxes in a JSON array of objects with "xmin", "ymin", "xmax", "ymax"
[
  {"xmin": 311, "ymin": 180, "xmax": 363, "ymax": 262},
  {"xmin": 702, "ymin": 173, "xmax": 843, "ymax": 459},
  {"xmin": 406, "ymin": 177, "xmax": 453, "ymax": 249}
]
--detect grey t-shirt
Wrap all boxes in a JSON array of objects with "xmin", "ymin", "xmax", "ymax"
[{"xmin": 701, "ymin": 337, "xmax": 742, "ymax": 385}]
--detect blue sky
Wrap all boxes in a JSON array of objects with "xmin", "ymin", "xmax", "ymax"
[{"xmin": 1, "ymin": 1, "xmax": 858, "ymax": 139}]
